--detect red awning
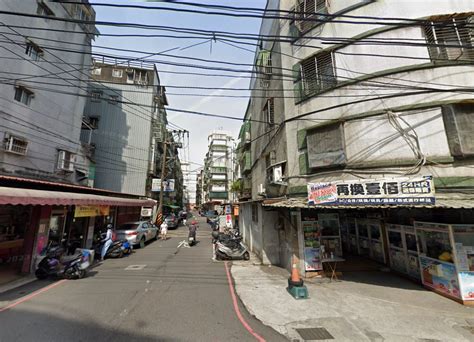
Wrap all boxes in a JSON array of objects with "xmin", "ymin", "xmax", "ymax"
[{"xmin": 0, "ymin": 187, "xmax": 156, "ymax": 207}]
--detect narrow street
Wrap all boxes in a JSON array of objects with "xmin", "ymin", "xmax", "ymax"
[{"xmin": 0, "ymin": 216, "xmax": 286, "ymax": 342}]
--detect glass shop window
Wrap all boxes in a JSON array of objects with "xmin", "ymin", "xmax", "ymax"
[{"xmin": 388, "ymin": 231, "xmax": 403, "ymax": 249}]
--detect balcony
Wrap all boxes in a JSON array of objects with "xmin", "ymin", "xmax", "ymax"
[{"xmin": 241, "ymin": 151, "xmax": 251, "ymax": 174}]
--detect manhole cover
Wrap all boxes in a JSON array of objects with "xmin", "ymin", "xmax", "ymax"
[
  {"xmin": 296, "ymin": 328, "xmax": 334, "ymax": 340},
  {"xmin": 125, "ymin": 265, "xmax": 146, "ymax": 270}
]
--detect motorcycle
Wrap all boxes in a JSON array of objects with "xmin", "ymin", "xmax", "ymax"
[
  {"xmin": 35, "ymin": 242, "xmax": 90, "ymax": 280},
  {"xmin": 212, "ymin": 231, "xmax": 250, "ymax": 260},
  {"xmin": 94, "ymin": 237, "xmax": 131, "ymax": 259}
]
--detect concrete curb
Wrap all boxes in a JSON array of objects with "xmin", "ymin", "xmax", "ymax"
[{"xmin": 0, "ymin": 276, "xmax": 37, "ymax": 295}]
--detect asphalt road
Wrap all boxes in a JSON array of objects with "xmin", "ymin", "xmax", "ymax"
[{"xmin": 0, "ymin": 214, "xmax": 287, "ymax": 342}]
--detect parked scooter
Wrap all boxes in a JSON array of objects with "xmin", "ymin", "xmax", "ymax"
[
  {"xmin": 94, "ymin": 235, "xmax": 131, "ymax": 259},
  {"xmin": 35, "ymin": 241, "xmax": 90, "ymax": 279},
  {"xmin": 212, "ymin": 231, "xmax": 250, "ymax": 260}
]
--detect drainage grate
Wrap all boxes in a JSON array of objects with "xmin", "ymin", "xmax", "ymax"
[
  {"xmin": 296, "ymin": 328, "xmax": 334, "ymax": 340},
  {"xmin": 125, "ymin": 265, "xmax": 146, "ymax": 270}
]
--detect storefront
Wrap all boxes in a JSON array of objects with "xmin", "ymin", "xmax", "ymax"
[
  {"xmin": 264, "ymin": 175, "xmax": 474, "ymax": 305},
  {"xmin": 0, "ymin": 185, "xmax": 156, "ymax": 278},
  {"xmin": 0, "ymin": 205, "xmax": 33, "ymax": 283}
]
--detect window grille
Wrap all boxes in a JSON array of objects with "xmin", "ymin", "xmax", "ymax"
[
  {"xmin": 424, "ymin": 16, "xmax": 474, "ymax": 62},
  {"xmin": 295, "ymin": 0, "xmax": 328, "ymax": 34},
  {"xmin": 306, "ymin": 123, "xmax": 346, "ymax": 168},
  {"xmin": 442, "ymin": 104, "xmax": 474, "ymax": 157},
  {"xmin": 300, "ymin": 51, "xmax": 336, "ymax": 98},
  {"xmin": 263, "ymin": 98, "xmax": 275, "ymax": 126},
  {"xmin": 4, "ymin": 136, "xmax": 28, "ymax": 155},
  {"xmin": 57, "ymin": 150, "xmax": 75, "ymax": 171}
]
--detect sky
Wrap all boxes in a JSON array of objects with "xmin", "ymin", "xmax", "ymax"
[{"xmin": 92, "ymin": 0, "xmax": 266, "ymax": 174}]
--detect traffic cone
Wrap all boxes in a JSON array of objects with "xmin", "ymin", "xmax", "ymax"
[{"xmin": 291, "ymin": 260, "xmax": 301, "ymax": 282}]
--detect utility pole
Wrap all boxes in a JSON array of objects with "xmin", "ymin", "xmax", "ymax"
[{"xmin": 156, "ymin": 140, "xmax": 168, "ymax": 226}]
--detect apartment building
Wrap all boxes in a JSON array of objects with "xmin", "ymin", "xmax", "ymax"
[
  {"xmin": 203, "ymin": 131, "xmax": 235, "ymax": 205},
  {"xmin": 0, "ymin": 0, "xmax": 97, "ymax": 185},
  {"xmin": 238, "ymin": 0, "xmax": 474, "ymax": 303},
  {"xmin": 82, "ymin": 59, "xmax": 168, "ymax": 196}
]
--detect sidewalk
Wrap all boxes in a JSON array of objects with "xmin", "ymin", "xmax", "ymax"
[{"xmin": 231, "ymin": 262, "xmax": 474, "ymax": 341}]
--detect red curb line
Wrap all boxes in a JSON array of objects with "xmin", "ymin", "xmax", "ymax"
[
  {"xmin": 0, "ymin": 279, "xmax": 67, "ymax": 313},
  {"xmin": 224, "ymin": 261, "xmax": 266, "ymax": 342}
]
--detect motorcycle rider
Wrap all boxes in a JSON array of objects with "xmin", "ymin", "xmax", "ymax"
[
  {"xmin": 188, "ymin": 220, "xmax": 198, "ymax": 244},
  {"xmin": 101, "ymin": 224, "xmax": 113, "ymax": 261}
]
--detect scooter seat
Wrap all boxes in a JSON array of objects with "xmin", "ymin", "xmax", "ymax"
[{"xmin": 61, "ymin": 253, "xmax": 81, "ymax": 263}]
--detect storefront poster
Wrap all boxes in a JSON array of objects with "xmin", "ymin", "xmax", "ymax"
[
  {"xmin": 304, "ymin": 247, "xmax": 322, "ymax": 271},
  {"xmin": 74, "ymin": 205, "xmax": 110, "ymax": 218},
  {"xmin": 419, "ymin": 256, "xmax": 461, "ymax": 298},
  {"xmin": 302, "ymin": 221, "xmax": 319, "ymax": 248},
  {"xmin": 308, "ymin": 176, "xmax": 435, "ymax": 206},
  {"xmin": 459, "ymin": 272, "xmax": 474, "ymax": 301}
]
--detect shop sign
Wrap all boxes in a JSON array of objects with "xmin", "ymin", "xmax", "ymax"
[
  {"xmin": 307, "ymin": 183, "xmax": 337, "ymax": 205},
  {"xmin": 308, "ymin": 176, "xmax": 435, "ymax": 206},
  {"xmin": 74, "ymin": 205, "xmax": 110, "ymax": 218},
  {"xmin": 151, "ymin": 179, "xmax": 175, "ymax": 192}
]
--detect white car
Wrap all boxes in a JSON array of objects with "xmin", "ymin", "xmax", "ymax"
[{"xmin": 115, "ymin": 221, "xmax": 158, "ymax": 249}]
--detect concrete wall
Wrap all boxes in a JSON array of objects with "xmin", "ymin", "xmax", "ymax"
[
  {"xmin": 261, "ymin": 209, "xmax": 280, "ymax": 265},
  {"xmin": 85, "ymin": 80, "xmax": 154, "ymax": 196},
  {"xmin": 0, "ymin": 0, "xmax": 94, "ymax": 183},
  {"xmin": 277, "ymin": 0, "xmax": 474, "ymax": 189}
]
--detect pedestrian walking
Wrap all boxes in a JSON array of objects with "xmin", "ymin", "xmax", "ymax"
[
  {"xmin": 101, "ymin": 224, "xmax": 113, "ymax": 261},
  {"xmin": 160, "ymin": 221, "xmax": 168, "ymax": 241}
]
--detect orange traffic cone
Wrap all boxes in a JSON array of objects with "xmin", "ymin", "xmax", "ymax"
[{"xmin": 291, "ymin": 261, "xmax": 301, "ymax": 282}]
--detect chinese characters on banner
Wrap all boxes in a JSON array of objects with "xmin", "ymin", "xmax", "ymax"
[{"xmin": 307, "ymin": 176, "xmax": 435, "ymax": 206}]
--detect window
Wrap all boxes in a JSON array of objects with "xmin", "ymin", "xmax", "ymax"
[
  {"xmin": 424, "ymin": 15, "xmax": 474, "ymax": 62},
  {"xmin": 14, "ymin": 86, "xmax": 34, "ymax": 105},
  {"xmin": 87, "ymin": 116, "xmax": 99, "ymax": 129},
  {"xmin": 294, "ymin": 0, "xmax": 328, "ymax": 34},
  {"xmin": 90, "ymin": 90, "xmax": 103, "ymax": 102},
  {"xmin": 112, "ymin": 69, "xmax": 123, "ymax": 78},
  {"xmin": 134, "ymin": 70, "xmax": 148, "ymax": 85},
  {"xmin": 126, "ymin": 70, "xmax": 134, "ymax": 84},
  {"xmin": 257, "ymin": 50, "xmax": 272, "ymax": 87},
  {"xmin": 252, "ymin": 203, "xmax": 258, "ymax": 223},
  {"xmin": 37, "ymin": 1, "xmax": 55, "ymax": 17},
  {"xmin": 3, "ymin": 135, "xmax": 28, "ymax": 155},
  {"xmin": 442, "ymin": 104, "xmax": 474, "ymax": 157},
  {"xmin": 25, "ymin": 42, "xmax": 43, "ymax": 61},
  {"xmin": 306, "ymin": 123, "xmax": 346, "ymax": 169},
  {"xmin": 263, "ymin": 98, "xmax": 275, "ymax": 126},
  {"xmin": 300, "ymin": 51, "xmax": 336, "ymax": 98},
  {"xmin": 57, "ymin": 150, "xmax": 75, "ymax": 171},
  {"xmin": 108, "ymin": 95, "xmax": 119, "ymax": 105},
  {"xmin": 91, "ymin": 67, "xmax": 101, "ymax": 76}
]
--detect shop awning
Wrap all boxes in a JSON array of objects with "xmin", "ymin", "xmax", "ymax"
[
  {"xmin": 263, "ymin": 193, "xmax": 474, "ymax": 209},
  {"xmin": 0, "ymin": 187, "xmax": 156, "ymax": 207}
]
